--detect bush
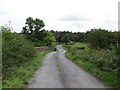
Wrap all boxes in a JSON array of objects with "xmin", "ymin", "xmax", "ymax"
[
  {"xmin": 65, "ymin": 43, "xmax": 119, "ymax": 76},
  {"xmin": 65, "ymin": 43, "xmax": 120, "ymax": 89},
  {"xmin": 87, "ymin": 28, "xmax": 118, "ymax": 49},
  {"xmin": 90, "ymin": 50, "xmax": 118, "ymax": 74},
  {"xmin": 2, "ymin": 27, "xmax": 35, "ymax": 79},
  {"xmin": 76, "ymin": 49, "xmax": 118, "ymax": 76}
]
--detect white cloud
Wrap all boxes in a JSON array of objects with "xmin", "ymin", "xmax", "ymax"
[{"xmin": 0, "ymin": 0, "xmax": 119, "ymax": 32}]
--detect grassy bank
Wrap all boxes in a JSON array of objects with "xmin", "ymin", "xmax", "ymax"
[
  {"xmin": 2, "ymin": 51, "xmax": 47, "ymax": 88},
  {"xmin": 63, "ymin": 43, "xmax": 119, "ymax": 89}
]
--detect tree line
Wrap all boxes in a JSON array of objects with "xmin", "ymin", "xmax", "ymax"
[
  {"xmin": 51, "ymin": 28, "xmax": 119, "ymax": 50},
  {"xmin": 21, "ymin": 17, "xmax": 119, "ymax": 51}
]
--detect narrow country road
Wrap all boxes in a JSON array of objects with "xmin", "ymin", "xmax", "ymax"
[{"xmin": 25, "ymin": 45, "xmax": 109, "ymax": 88}]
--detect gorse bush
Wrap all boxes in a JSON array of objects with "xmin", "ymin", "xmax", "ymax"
[{"xmin": 2, "ymin": 26, "xmax": 35, "ymax": 79}]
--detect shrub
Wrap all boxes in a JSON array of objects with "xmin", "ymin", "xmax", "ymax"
[
  {"xmin": 2, "ymin": 27, "xmax": 35, "ymax": 79},
  {"xmin": 65, "ymin": 43, "xmax": 119, "ymax": 77}
]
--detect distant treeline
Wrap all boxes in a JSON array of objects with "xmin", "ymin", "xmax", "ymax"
[{"xmin": 51, "ymin": 28, "xmax": 119, "ymax": 49}]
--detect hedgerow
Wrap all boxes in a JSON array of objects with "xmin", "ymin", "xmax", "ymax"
[
  {"xmin": 2, "ymin": 26, "xmax": 35, "ymax": 79},
  {"xmin": 64, "ymin": 43, "xmax": 119, "ymax": 77}
]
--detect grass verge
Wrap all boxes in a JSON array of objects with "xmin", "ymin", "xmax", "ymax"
[
  {"xmin": 2, "ymin": 51, "xmax": 47, "ymax": 88},
  {"xmin": 66, "ymin": 52, "xmax": 120, "ymax": 90}
]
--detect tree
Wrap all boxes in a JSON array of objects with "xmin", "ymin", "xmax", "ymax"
[
  {"xmin": 42, "ymin": 30, "xmax": 54, "ymax": 46},
  {"xmin": 1, "ymin": 26, "xmax": 11, "ymax": 32},
  {"xmin": 61, "ymin": 33, "xmax": 70, "ymax": 44},
  {"xmin": 22, "ymin": 17, "xmax": 45, "ymax": 36},
  {"xmin": 22, "ymin": 17, "xmax": 54, "ymax": 46},
  {"xmin": 88, "ymin": 28, "xmax": 109, "ymax": 49}
]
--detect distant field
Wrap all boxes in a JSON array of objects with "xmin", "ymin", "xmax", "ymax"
[{"xmin": 69, "ymin": 42, "xmax": 90, "ymax": 50}]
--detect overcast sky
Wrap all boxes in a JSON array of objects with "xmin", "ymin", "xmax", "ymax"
[{"xmin": 0, "ymin": 0, "xmax": 119, "ymax": 32}]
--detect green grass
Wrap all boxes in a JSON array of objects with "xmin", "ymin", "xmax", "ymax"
[
  {"xmin": 63, "ymin": 42, "xmax": 90, "ymax": 52},
  {"xmin": 63, "ymin": 42, "xmax": 120, "ymax": 89},
  {"xmin": 2, "ymin": 51, "xmax": 47, "ymax": 88},
  {"xmin": 70, "ymin": 42, "xmax": 89, "ymax": 49}
]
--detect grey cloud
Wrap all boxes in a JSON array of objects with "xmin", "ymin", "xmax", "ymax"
[
  {"xmin": 59, "ymin": 15, "xmax": 89, "ymax": 21},
  {"xmin": 71, "ymin": 21, "xmax": 84, "ymax": 28},
  {"xmin": 104, "ymin": 20, "xmax": 117, "ymax": 25}
]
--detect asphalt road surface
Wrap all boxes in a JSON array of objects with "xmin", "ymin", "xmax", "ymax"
[{"xmin": 25, "ymin": 45, "xmax": 109, "ymax": 88}]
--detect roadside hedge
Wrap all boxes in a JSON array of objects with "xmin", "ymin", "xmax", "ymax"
[
  {"xmin": 2, "ymin": 27, "xmax": 35, "ymax": 79},
  {"xmin": 64, "ymin": 43, "xmax": 119, "ymax": 77}
]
